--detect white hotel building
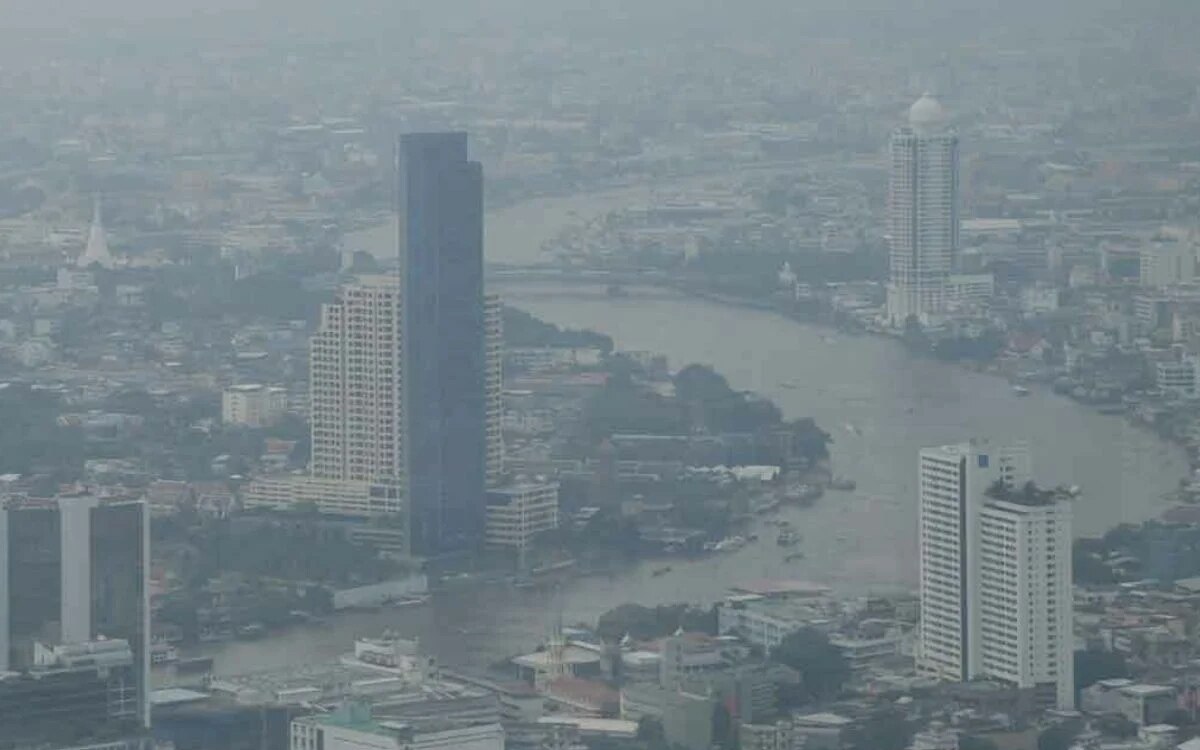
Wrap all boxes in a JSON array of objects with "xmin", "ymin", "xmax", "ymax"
[{"xmin": 917, "ymin": 441, "xmax": 1074, "ymax": 709}]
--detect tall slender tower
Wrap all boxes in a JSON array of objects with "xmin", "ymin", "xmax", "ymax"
[
  {"xmin": 398, "ymin": 133, "xmax": 486, "ymax": 556},
  {"xmin": 978, "ymin": 488, "xmax": 1074, "ymax": 709},
  {"xmin": 887, "ymin": 93, "xmax": 959, "ymax": 327}
]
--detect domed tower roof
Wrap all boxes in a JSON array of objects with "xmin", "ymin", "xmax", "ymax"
[{"xmin": 908, "ymin": 92, "xmax": 948, "ymax": 133}]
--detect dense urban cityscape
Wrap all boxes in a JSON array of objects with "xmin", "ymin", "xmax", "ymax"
[{"xmin": 5, "ymin": 1, "xmax": 1200, "ymax": 749}]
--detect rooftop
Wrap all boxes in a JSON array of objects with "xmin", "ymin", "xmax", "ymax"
[
  {"xmin": 983, "ymin": 479, "xmax": 1073, "ymax": 507},
  {"xmin": 795, "ymin": 712, "xmax": 854, "ymax": 727}
]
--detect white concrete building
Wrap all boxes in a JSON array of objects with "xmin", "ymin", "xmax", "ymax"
[
  {"xmin": 946, "ymin": 273, "xmax": 994, "ymax": 311},
  {"xmin": 977, "ymin": 486, "xmax": 1074, "ymax": 710},
  {"xmin": 310, "ymin": 276, "xmax": 404, "ymax": 483},
  {"xmin": 484, "ymin": 482, "xmax": 559, "ymax": 552},
  {"xmin": 242, "ymin": 474, "xmax": 403, "ymax": 517},
  {"xmin": 290, "ymin": 703, "xmax": 503, "ymax": 750},
  {"xmin": 918, "ymin": 441, "xmax": 1030, "ymax": 684},
  {"xmin": 740, "ymin": 720, "xmax": 806, "ymax": 750},
  {"xmin": 917, "ymin": 441, "xmax": 1075, "ymax": 709},
  {"xmin": 222, "ymin": 384, "xmax": 288, "ymax": 427},
  {"xmin": 886, "ymin": 94, "xmax": 960, "ymax": 327},
  {"xmin": 1140, "ymin": 229, "xmax": 1199, "ymax": 287},
  {"xmin": 1157, "ymin": 358, "xmax": 1198, "ymax": 398},
  {"xmin": 485, "ymin": 293, "xmax": 504, "ymax": 487}
]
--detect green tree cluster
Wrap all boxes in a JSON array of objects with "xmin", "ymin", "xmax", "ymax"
[
  {"xmin": 596, "ymin": 603, "xmax": 717, "ymax": 641},
  {"xmin": 502, "ymin": 306, "xmax": 614, "ymax": 353},
  {"xmin": 770, "ymin": 628, "xmax": 851, "ymax": 702}
]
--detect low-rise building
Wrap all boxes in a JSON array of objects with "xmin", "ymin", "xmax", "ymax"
[
  {"xmin": 242, "ymin": 474, "xmax": 403, "ymax": 517},
  {"xmin": 791, "ymin": 712, "xmax": 855, "ymax": 750},
  {"xmin": 740, "ymin": 719, "xmax": 806, "ymax": 750},
  {"xmin": 290, "ymin": 703, "xmax": 503, "ymax": 750},
  {"xmin": 717, "ymin": 592, "xmax": 834, "ymax": 652},
  {"xmin": 485, "ymin": 482, "xmax": 559, "ymax": 553},
  {"xmin": 222, "ymin": 384, "xmax": 288, "ymax": 427},
  {"xmin": 1157, "ymin": 359, "xmax": 1197, "ymax": 398},
  {"xmin": 1081, "ymin": 680, "xmax": 1176, "ymax": 726}
]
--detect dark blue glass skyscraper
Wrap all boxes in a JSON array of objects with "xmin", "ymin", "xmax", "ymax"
[{"xmin": 398, "ymin": 132, "xmax": 486, "ymax": 556}]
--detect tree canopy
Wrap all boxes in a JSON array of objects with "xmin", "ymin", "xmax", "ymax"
[
  {"xmin": 596, "ymin": 603, "xmax": 717, "ymax": 642},
  {"xmin": 770, "ymin": 628, "xmax": 851, "ymax": 701}
]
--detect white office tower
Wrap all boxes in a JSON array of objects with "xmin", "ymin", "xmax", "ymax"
[
  {"xmin": 917, "ymin": 441, "xmax": 1074, "ymax": 710},
  {"xmin": 310, "ymin": 276, "xmax": 404, "ymax": 482},
  {"xmin": 978, "ymin": 487, "xmax": 1074, "ymax": 710},
  {"xmin": 485, "ymin": 293, "xmax": 505, "ymax": 486},
  {"xmin": 887, "ymin": 93, "xmax": 959, "ymax": 327}
]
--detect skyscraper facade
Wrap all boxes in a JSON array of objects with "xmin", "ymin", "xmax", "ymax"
[
  {"xmin": 917, "ymin": 441, "xmax": 1029, "ymax": 683},
  {"xmin": 886, "ymin": 93, "xmax": 959, "ymax": 327},
  {"xmin": 485, "ymin": 292, "xmax": 505, "ymax": 488},
  {"xmin": 398, "ymin": 132, "xmax": 486, "ymax": 556},
  {"xmin": 978, "ymin": 490, "xmax": 1074, "ymax": 709},
  {"xmin": 310, "ymin": 275, "xmax": 404, "ymax": 483},
  {"xmin": 916, "ymin": 441, "xmax": 1074, "ymax": 709},
  {"xmin": 0, "ymin": 493, "xmax": 150, "ymax": 744}
]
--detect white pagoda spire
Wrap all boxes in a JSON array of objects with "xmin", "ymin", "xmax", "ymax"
[{"xmin": 78, "ymin": 197, "xmax": 115, "ymax": 269}]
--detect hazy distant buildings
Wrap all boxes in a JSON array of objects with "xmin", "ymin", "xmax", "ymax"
[
  {"xmin": 398, "ymin": 132, "xmax": 486, "ymax": 557},
  {"xmin": 290, "ymin": 702, "xmax": 504, "ymax": 750},
  {"xmin": 886, "ymin": 94, "xmax": 960, "ymax": 327},
  {"xmin": 916, "ymin": 441, "xmax": 1074, "ymax": 709},
  {"xmin": 222, "ymin": 384, "xmax": 288, "ymax": 427},
  {"xmin": 484, "ymin": 482, "xmax": 559, "ymax": 555},
  {"xmin": 1140, "ymin": 228, "xmax": 1200, "ymax": 288},
  {"xmin": 0, "ymin": 493, "xmax": 150, "ymax": 744}
]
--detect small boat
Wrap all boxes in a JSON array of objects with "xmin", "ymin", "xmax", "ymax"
[
  {"xmin": 651, "ymin": 566, "xmax": 672, "ymax": 577},
  {"xmin": 780, "ymin": 381, "xmax": 800, "ymax": 390},
  {"xmin": 1012, "ymin": 385, "xmax": 1030, "ymax": 397},
  {"xmin": 785, "ymin": 552, "xmax": 806, "ymax": 562},
  {"xmin": 829, "ymin": 477, "xmax": 856, "ymax": 491}
]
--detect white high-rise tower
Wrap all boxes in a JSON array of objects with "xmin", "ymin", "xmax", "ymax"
[
  {"xmin": 307, "ymin": 276, "xmax": 504, "ymax": 490},
  {"xmin": 887, "ymin": 94, "xmax": 959, "ymax": 327},
  {"xmin": 978, "ymin": 487, "xmax": 1075, "ymax": 709},
  {"xmin": 310, "ymin": 275, "xmax": 404, "ymax": 483},
  {"xmin": 916, "ymin": 441, "xmax": 1074, "ymax": 710}
]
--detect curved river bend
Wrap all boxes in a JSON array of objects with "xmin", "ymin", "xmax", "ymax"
[{"xmin": 192, "ymin": 197, "xmax": 1187, "ymax": 678}]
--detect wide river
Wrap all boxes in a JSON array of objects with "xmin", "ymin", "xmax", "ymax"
[{"xmin": 189, "ymin": 186, "xmax": 1189, "ymax": 679}]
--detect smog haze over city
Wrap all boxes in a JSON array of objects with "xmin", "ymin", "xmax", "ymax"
[{"xmin": 3, "ymin": 1, "xmax": 1200, "ymax": 749}]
